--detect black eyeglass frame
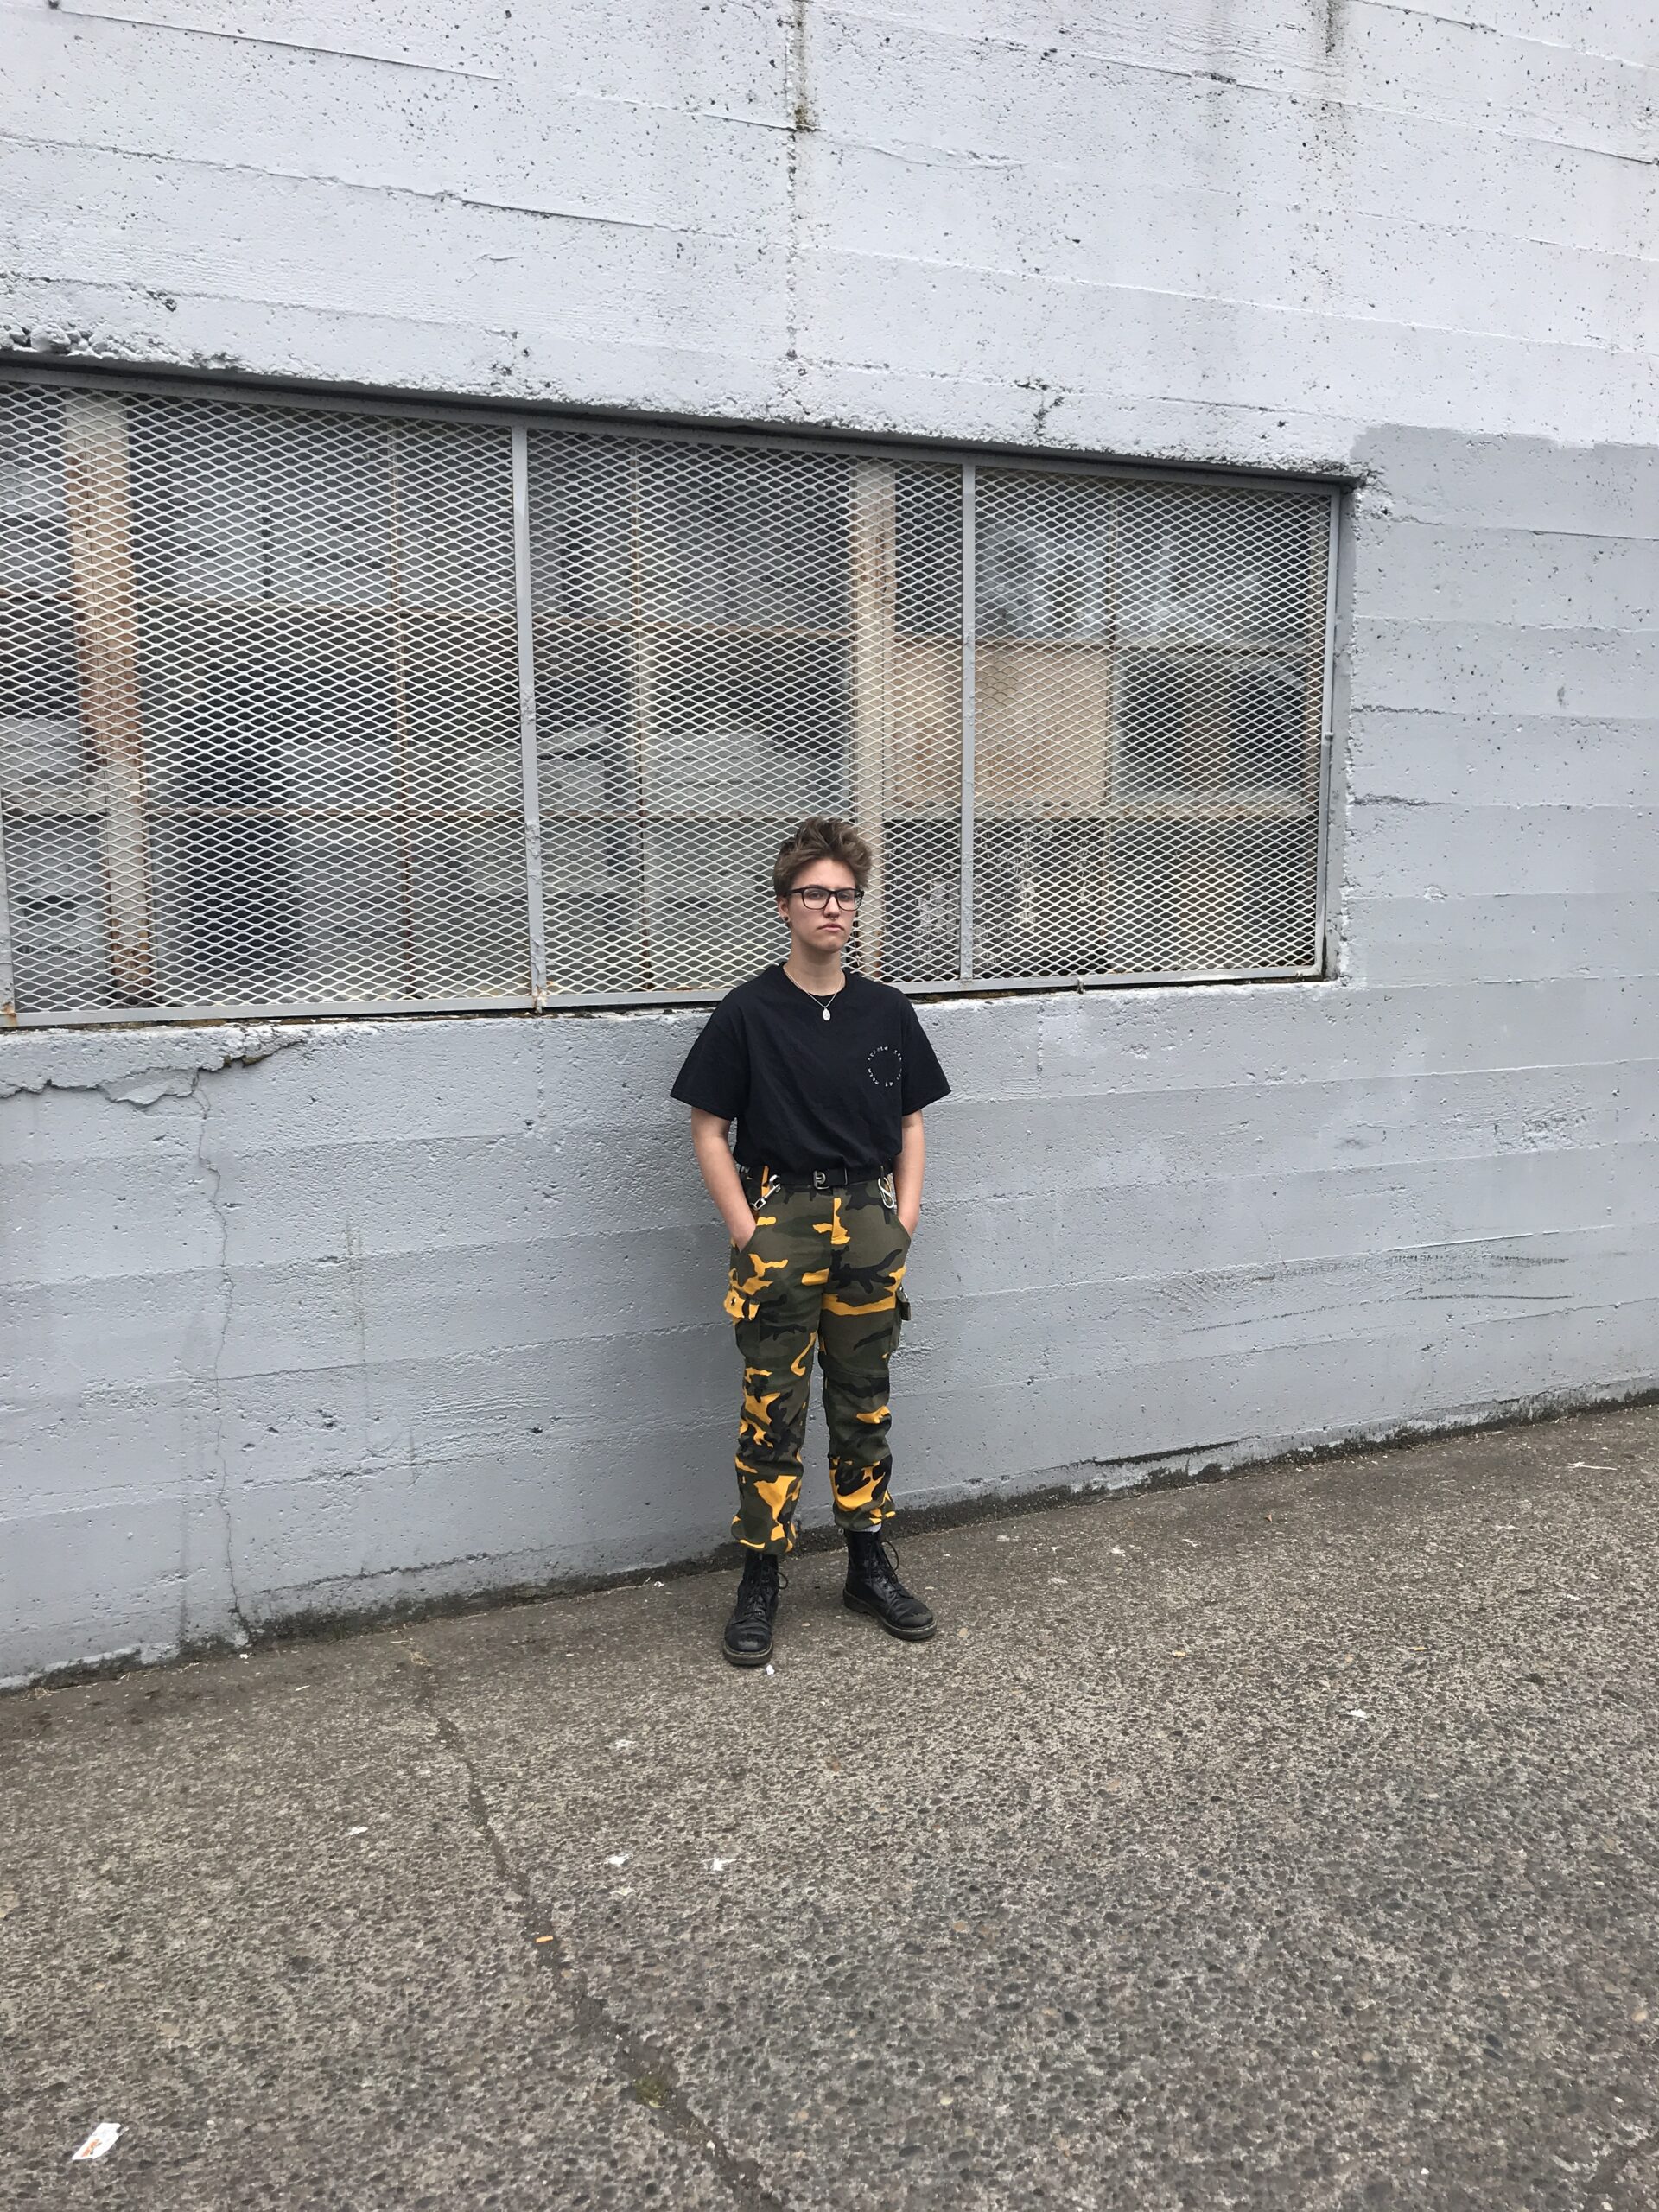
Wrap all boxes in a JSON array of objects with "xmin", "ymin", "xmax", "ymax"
[{"xmin": 784, "ymin": 885, "xmax": 865, "ymax": 911}]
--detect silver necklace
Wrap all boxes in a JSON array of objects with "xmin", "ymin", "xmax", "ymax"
[{"xmin": 790, "ymin": 971, "xmax": 845, "ymax": 1022}]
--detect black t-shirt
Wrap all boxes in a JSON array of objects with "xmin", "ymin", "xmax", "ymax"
[{"xmin": 670, "ymin": 965, "xmax": 950, "ymax": 1173}]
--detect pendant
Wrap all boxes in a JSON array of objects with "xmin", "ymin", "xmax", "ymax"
[{"xmin": 822, "ymin": 1007, "xmax": 831, "ymax": 1021}]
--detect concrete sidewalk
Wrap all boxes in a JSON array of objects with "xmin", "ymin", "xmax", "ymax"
[{"xmin": 4, "ymin": 1404, "xmax": 1659, "ymax": 2212}]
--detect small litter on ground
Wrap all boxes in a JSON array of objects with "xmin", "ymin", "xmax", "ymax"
[{"xmin": 70, "ymin": 2124, "xmax": 121, "ymax": 2163}]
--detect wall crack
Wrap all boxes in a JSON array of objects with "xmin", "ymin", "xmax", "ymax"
[
  {"xmin": 0, "ymin": 1024, "xmax": 305, "ymax": 1104},
  {"xmin": 192, "ymin": 1069, "xmax": 251, "ymax": 1649},
  {"xmin": 779, "ymin": 0, "xmax": 812, "ymax": 406}
]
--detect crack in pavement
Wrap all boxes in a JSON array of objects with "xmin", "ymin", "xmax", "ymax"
[
  {"xmin": 1583, "ymin": 2117, "xmax": 1659, "ymax": 2209},
  {"xmin": 193, "ymin": 1071, "xmax": 251, "ymax": 1651},
  {"xmin": 396, "ymin": 1634, "xmax": 785, "ymax": 2212}
]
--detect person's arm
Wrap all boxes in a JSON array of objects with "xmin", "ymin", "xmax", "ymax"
[
  {"xmin": 690, "ymin": 1109, "xmax": 757, "ymax": 1247},
  {"xmin": 893, "ymin": 1110, "xmax": 925, "ymax": 1237}
]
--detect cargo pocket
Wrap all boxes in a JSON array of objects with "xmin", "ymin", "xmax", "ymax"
[
  {"xmin": 725, "ymin": 1242, "xmax": 788, "ymax": 1325},
  {"xmin": 724, "ymin": 1245, "xmax": 761, "ymax": 1324}
]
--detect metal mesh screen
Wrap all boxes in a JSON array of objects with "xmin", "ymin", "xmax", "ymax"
[
  {"xmin": 0, "ymin": 379, "xmax": 524, "ymax": 1018},
  {"xmin": 0, "ymin": 372, "xmax": 1332, "ymax": 1027},
  {"xmin": 973, "ymin": 467, "xmax": 1331, "ymax": 982},
  {"xmin": 526, "ymin": 430, "xmax": 963, "ymax": 995}
]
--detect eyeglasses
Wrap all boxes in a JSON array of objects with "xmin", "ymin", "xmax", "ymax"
[{"xmin": 787, "ymin": 885, "xmax": 863, "ymax": 911}]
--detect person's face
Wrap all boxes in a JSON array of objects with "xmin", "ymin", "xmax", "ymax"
[{"xmin": 777, "ymin": 858, "xmax": 860, "ymax": 958}]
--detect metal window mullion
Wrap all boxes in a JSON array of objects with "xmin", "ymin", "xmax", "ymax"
[
  {"xmin": 626, "ymin": 448, "xmax": 656, "ymax": 992},
  {"xmin": 511, "ymin": 426, "xmax": 549, "ymax": 1005},
  {"xmin": 10, "ymin": 965, "xmax": 1327, "ymax": 1024},
  {"xmin": 0, "ymin": 800, "xmax": 16, "ymax": 1021},
  {"xmin": 1313, "ymin": 484, "xmax": 1343, "ymax": 978},
  {"xmin": 959, "ymin": 461, "xmax": 976, "ymax": 981}
]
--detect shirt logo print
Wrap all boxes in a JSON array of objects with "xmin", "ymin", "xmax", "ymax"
[{"xmin": 867, "ymin": 1046, "xmax": 902, "ymax": 1090}]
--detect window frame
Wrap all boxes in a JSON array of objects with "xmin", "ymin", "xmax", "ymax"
[{"xmin": 0, "ymin": 364, "xmax": 1344, "ymax": 1027}]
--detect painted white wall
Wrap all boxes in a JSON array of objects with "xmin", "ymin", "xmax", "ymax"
[
  {"xmin": 3, "ymin": 4, "xmax": 1656, "ymax": 1679},
  {"xmin": 3, "ymin": 1, "xmax": 1654, "ymax": 467}
]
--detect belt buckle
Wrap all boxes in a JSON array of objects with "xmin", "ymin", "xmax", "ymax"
[{"xmin": 811, "ymin": 1169, "xmax": 826, "ymax": 1191}]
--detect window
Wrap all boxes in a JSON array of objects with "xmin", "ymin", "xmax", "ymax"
[{"xmin": 0, "ymin": 375, "xmax": 1336, "ymax": 1025}]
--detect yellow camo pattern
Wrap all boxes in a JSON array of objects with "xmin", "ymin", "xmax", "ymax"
[
  {"xmin": 722, "ymin": 1246, "xmax": 791, "ymax": 1323},
  {"xmin": 723, "ymin": 1173, "xmax": 912, "ymax": 1555}
]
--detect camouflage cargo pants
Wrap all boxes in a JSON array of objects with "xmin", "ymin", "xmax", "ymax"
[{"xmin": 722, "ymin": 1169, "xmax": 912, "ymax": 1554}]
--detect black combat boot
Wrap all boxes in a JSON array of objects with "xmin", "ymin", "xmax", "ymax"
[
  {"xmin": 722, "ymin": 1552, "xmax": 782, "ymax": 1667},
  {"xmin": 843, "ymin": 1529, "xmax": 936, "ymax": 1642}
]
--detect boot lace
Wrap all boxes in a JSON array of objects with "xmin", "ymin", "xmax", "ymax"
[
  {"xmin": 855, "ymin": 1537, "xmax": 909, "ymax": 1601},
  {"xmin": 733, "ymin": 1556, "xmax": 783, "ymax": 1626}
]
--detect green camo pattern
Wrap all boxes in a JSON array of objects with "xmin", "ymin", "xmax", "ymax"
[{"xmin": 722, "ymin": 1170, "xmax": 912, "ymax": 1553}]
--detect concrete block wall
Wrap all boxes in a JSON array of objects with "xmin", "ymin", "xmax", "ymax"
[
  {"xmin": 3, "ymin": 3, "xmax": 1656, "ymax": 1679},
  {"xmin": 6, "ymin": 0, "xmax": 1654, "ymax": 462}
]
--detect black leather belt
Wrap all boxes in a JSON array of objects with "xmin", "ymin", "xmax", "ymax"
[{"xmin": 741, "ymin": 1162, "xmax": 890, "ymax": 1192}]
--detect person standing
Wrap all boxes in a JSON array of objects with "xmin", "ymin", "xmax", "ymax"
[{"xmin": 671, "ymin": 817, "xmax": 951, "ymax": 1667}]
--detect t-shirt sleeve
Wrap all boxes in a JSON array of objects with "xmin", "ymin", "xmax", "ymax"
[
  {"xmin": 899, "ymin": 1002, "xmax": 950, "ymax": 1115},
  {"xmin": 670, "ymin": 1000, "xmax": 749, "ymax": 1120}
]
